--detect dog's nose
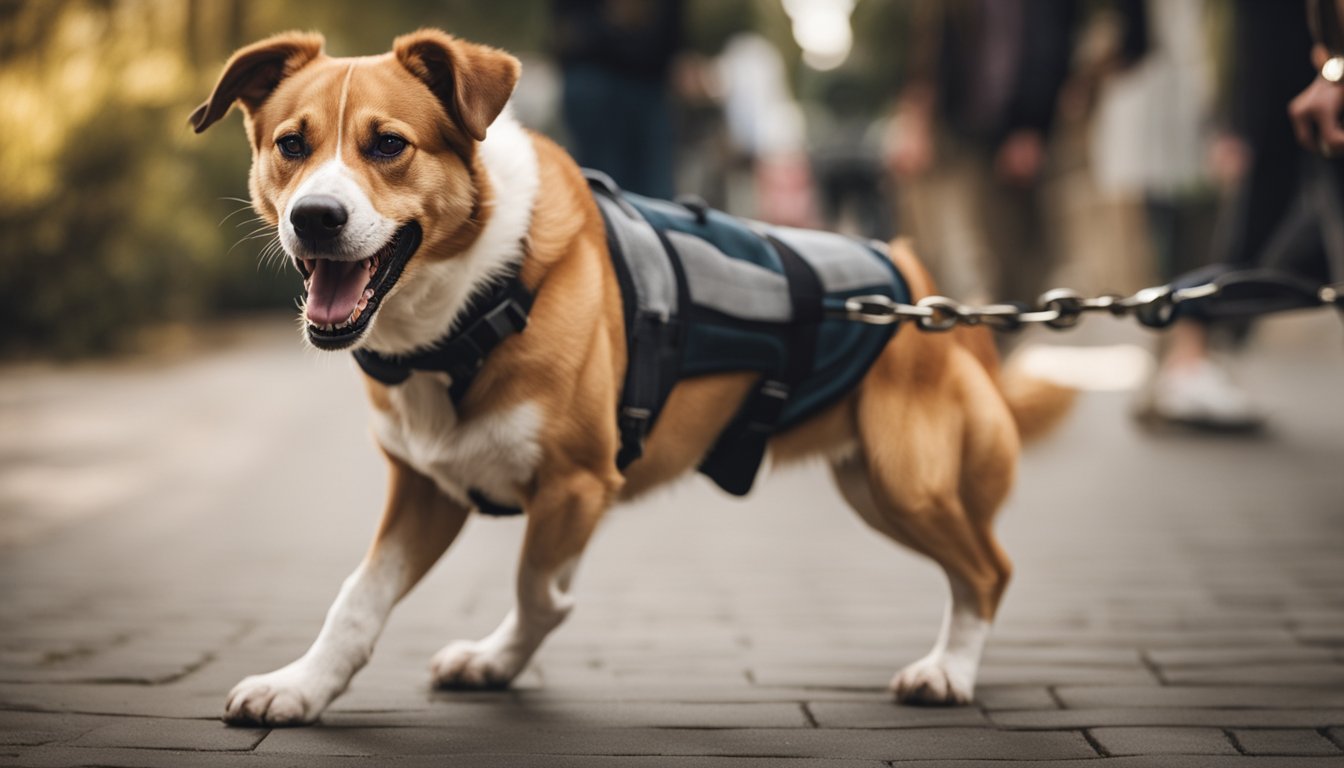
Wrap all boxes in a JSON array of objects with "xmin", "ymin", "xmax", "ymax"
[{"xmin": 290, "ymin": 195, "xmax": 348, "ymax": 246}]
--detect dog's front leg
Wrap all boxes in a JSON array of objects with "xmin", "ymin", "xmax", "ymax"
[
  {"xmin": 431, "ymin": 472, "xmax": 613, "ymax": 688},
  {"xmin": 225, "ymin": 456, "xmax": 468, "ymax": 725}
]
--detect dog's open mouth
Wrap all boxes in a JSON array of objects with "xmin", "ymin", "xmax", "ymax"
[{"xmin": 297, "ymin": 222, "xmax": 421, "ymax": 350}]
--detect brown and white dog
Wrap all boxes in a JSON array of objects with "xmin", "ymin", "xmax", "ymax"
[{"xmin": 193, "ymin": 29, "xmax": 1072, "ymax": 726}]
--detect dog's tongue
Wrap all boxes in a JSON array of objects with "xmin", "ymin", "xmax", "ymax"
[{"xmin": 306, "ymin": 259, "xmax": 369, "ymax": 325}]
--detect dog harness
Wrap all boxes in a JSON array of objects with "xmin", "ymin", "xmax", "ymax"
[{"xmin": 354, "ymin": 170, "xmax": 909, "ymax": 513}]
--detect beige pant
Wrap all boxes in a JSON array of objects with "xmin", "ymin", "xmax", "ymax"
[{"xmin": 897, "ymin": 140, "xmax": 1058, "ymax": 307}]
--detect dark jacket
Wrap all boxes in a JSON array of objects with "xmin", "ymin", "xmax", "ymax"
[
  {"xmin": 552, "ymin": 0, "xmax": 683, "ymax": 82},
  {"xmin": 911, "ymin": 0, "xmax": 1079, "ymax": 147}
]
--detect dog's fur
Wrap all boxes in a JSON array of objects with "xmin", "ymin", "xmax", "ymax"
[{"xmin": 193, "ymin": 30, "xmax": 1074, "ymax": 726}]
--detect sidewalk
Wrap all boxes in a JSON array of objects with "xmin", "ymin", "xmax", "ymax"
[{"xmin": 2, "ymin": 315, "xmax": 1343, "ymax": 767}]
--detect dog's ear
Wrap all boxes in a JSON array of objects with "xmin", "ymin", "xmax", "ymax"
[
  {"xmin": 393, "ymin": 29, "xmax": 521, "ymax": 143},
  {"xmin": 190, "ymin": 31, "xmax": 325, "ymax": 134}
]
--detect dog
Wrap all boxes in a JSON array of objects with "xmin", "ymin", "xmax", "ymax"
[{"xmin": 192, "ymin": 29, "xmax": 1073, "ymax": 726}]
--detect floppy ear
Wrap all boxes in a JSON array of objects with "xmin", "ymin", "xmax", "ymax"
[
  {"xmin": 393, "ymin": 29, "xmax": 521, "ymax": 142},
  {"xmin": 189, "ymin": 31, "xmax": 325, "ymax": 134}
]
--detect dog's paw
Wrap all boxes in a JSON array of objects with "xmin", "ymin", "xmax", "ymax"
[
  {"xmin": 430, "ymin": 639, "xmax": 524, "ymax": 689},
  {"xmin": 223, "ymin": 664, "xmax": 338, "ymax": 726},
  {"xmin": 891, "ymin": 656, "xmax": 974, "ymax": 706}
]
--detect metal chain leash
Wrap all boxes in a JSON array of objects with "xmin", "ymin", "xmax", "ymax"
[{"xmin": 834, "ymin": 269, "xmax": 1344, "ymax": 332}]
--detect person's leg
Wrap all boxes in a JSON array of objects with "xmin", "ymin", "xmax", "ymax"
[
  {"xmin": 627, "ymin": 78, "xmax": 676, "ymax": 199},
  {"xmin": 561, "ymin": 66, "xmax": 628, "ymax": 186}
]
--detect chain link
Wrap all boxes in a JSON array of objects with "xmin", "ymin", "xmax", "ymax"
[{"xmin": 836, "ymin": 272, "xmax": 1344, "ymax": 333}]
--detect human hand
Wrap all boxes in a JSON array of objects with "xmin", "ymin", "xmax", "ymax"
[
  {"xmin": 994, "ymin": 130, "xmax": 1045, "ymax": 186},
  {"xmin": 1207, "ymin": 133, "xmax": 1250, "ymax": 188},
  {"xmin": 1289, "ymin": 75, "xmax": 1344, "ymax": 157},
  {"xmin": 886, "ymin": 112, "xmax": 935, "ymax": 179}
]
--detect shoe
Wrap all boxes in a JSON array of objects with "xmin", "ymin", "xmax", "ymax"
[{"xmin": 1144, "ymin": 358, "xmax": 1266, "ymax": 432}]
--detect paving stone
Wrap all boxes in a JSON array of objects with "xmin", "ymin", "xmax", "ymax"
[
  {"xmin": 67, "ymin": 717, "xmax": 265, "ymax": 751},
  {"xmin": 1161, "ymin": 664, "xmax": 1344, "ymax": 687},
  {"xmin": 1147, "ymin": 646, "xmax": 1340, "ymax": 668},
  {"xmin": 256, "ymin": 726, "xmax": 1097, "ymax": 759},
  {"xmin": 751, "ymin": 664, "xmax": 1154, "ymax": 689},
  {"xmin": 989, "ymin": 628, "xmax": 1301, "ymax": 649},
  {"xmin": 323, "ymin": 701, "xmax": 809, "ymax": 729},
  {"xmin": 24, "ymin": 752, "xmax": 1344, "ymax": 768},
  {"xmin": 1232, "ymin": 729, "xmax": 1342, "ymax": 756},
  {"xmin": 991, "ymin": 708, "xmax": 1344, "ymax": 729},
  {"xmin": 1294, "ymin": 624, "xmax": 1344, "ymax": 647},
  {"xmin": 0, "ymin": 644, "xmax": 216, "ymax": 684},
  {"xmin": 0, "ymin": 683, "xmax": 223, "ymax": 718},
  {"xmin": 1055, "ymin": 685, "xmax": 1344, "ymax": 709},
  {"xmin": 4, "ymin": 316, "xmax": 1344, "ymax": 763},
  {"xmin": 981, "ymin": 646, "xmax": 1143, "ymax": 667},
  {"xmin": 972, "ymin": 686, "xmax": 1059, "ymax": 711},
  {"xmin": 0, "ymin": 749, "xmax": 889, "ymax": 768},
  {"xmin": 0, "ymin": 711, "xmax": 129, "ymax": 749},
  {"xmin": 1090, "ymin": 727, "xmax": 1239, "ymax": 756},
  {"xmin": 976, "ymin": 664, "xmax": 1158, "ymax": 686},
  {"xmin": 804, "ymin": 702, "xmax": 990, "ymax": 729}
]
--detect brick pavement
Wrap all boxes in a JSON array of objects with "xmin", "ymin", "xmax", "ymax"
[{"xmin": 2, "ymin": 314, "xmax": 1343, "ymax": 766}]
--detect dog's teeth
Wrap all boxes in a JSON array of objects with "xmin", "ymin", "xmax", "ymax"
[{"xmin": 362, "ymin": 288, "xmax": 375, "ymax": 300}]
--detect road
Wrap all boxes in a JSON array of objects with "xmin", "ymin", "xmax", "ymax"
[{"xmin": 2, "ymin": 312, "xmax": 1343, "ymax": 766}]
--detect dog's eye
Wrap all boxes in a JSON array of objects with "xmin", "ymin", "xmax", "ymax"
[
  {"xmin": 372, "ymin": 134, "xmax": 407, "ymax": 158},
  {"xmin": 276, "ymin": 134, "xmax": 307, "ymax": 159}
]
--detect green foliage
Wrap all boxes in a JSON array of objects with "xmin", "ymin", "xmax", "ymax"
[{"xmin": 0, "ymin": 0, "xmax": 547, "ymax": 359}]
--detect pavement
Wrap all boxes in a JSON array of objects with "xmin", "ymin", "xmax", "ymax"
[{"xmin": 2, "ymin": 312, "xmax": 1343, "ymax": 767}]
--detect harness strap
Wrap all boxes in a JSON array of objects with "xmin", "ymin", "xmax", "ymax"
[
  {"xmin": 352, "ymin": 274, "xmax": 533, "ymax": 405},
  {"xmin": 698, "ymin": 235, "xmax": 824, "ymax": 496},
  {"xmin": 588, "ymin": 171, "xmax": 684, "ymax": 471}
]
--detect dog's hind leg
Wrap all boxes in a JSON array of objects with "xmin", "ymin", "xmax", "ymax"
[
  {"xmin": 431, "ymin": 470, "xmax": 614, "ymax": 689},
  {"xmin": 832, "ymin": 344, "xmax": 1017, "ymax": 706},
  {"xmin": 224, "ymin": 455, "xmax": 469, "ymax": 725}
]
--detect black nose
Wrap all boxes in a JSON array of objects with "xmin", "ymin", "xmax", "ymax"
[{"xmin": 290, "ymin": 195, "xmax": 348, "ymax": 246}]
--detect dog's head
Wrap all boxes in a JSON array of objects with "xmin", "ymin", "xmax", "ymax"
[{"xmin": 192, "ymin": 30, "xmax": 520, "ymax": 350}]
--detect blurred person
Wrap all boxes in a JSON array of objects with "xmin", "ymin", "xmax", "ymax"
[
  {"xmin": 1289, "ymin": 0, "xmax": 1344, "ymax": 156},
  {"xmin": 714, "ymin": 31, "xmax": 817, "ymax": 226},
  {"xmin": 812, "ymin": 76, "xmax": 896, "ymax": 239},
  {"xmin": 1142, "ymin": 0, "xmax": 1344, "ymax": 431},
  {"xmin": 886, "ymin": 0, "xmax": 1080, "ymax": 306},
  {"xmin": 1090, "ymin": 0, "xmax": 1211, "ymax": 292},
  {"xmin": 553, "ymin": 0, "xmax": 683, "ymax": 199}
]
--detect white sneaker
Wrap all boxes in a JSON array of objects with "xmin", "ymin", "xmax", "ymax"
[{"xmin": 1147, "ymin": 358, "xmax": 1265, "ymax": 431}]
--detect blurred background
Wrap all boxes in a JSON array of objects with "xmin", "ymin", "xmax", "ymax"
[
  {"xmin": 2, "ymin": 0, "xmax": 1294, "ymax": 358},
  {"xmin": 1, "ymin": 0, "xmax": 1340, "ymax": 523}
]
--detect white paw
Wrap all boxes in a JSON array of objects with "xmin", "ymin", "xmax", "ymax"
[
  {"xmin": 891, "ymin": 655, "xmax": 975, "ymax": 706},
  {"xmin": 430, "ymin": 639, "xmax": 525, "ymax": 689},
  {"xmin": 223, "ymin": 662, "xmax": 341, "ymax": 726}
]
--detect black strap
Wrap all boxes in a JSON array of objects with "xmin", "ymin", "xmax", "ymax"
[
  {"xmin": 468, "ymin": 488, "xmax": 523, "ymax": 517},
  {"xmin": 590, "ymin": 174, "xmax": 685, "ymax": 471},
  {"xmin": 698, "ymin": 235, "xmax": 823, "ymax": 496},
  {"xmin": 352, "ymin": 276, "xmax": 533, "ymax": 405}
]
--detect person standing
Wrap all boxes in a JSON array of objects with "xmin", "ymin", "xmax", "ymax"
[
  {"xmin": 887, "ymin": 0, "xmax": 1080, "ymax": 306},
  {"xmin": 1144, "ymin": 0, "xmax": 1343, "ymax": 430},
  {"xmin": 553, "ymin": 0, "xmax": 683, "ymax": 199}
]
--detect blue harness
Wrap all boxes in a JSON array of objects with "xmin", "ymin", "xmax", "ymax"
[
  {"xmin": 353, "ymin": 171, "xmax": 909, "ymax": 510},
  {"xmin": 591, "ymin": 171, "xmax": 908, "ymax": 496}
]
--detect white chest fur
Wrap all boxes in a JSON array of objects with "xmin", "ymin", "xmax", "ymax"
[{"xmin": 372, "ymin": 372, "xmax": 543, "ymax": 507}]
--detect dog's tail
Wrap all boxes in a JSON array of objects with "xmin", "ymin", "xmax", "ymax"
[{"xmin": 999, "ymin": 358, "xmax": 1076, "ymax": 445}]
